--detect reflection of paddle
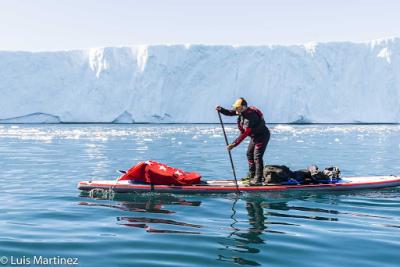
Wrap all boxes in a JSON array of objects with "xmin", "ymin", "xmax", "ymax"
[{"xmin": 217, "ymin": 111, "xmax": 240, "ymax": 194}]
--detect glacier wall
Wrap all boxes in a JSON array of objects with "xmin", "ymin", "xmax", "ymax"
[{"xmin": 0, "ymin": 38, "xmax": 399, "ymax": 123}]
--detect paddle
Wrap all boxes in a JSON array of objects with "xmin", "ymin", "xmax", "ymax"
[{"xmin": 217, "ymin": 111, "xmax": 240, "ymax": 194}]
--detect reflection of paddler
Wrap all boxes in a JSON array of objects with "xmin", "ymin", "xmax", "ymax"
[
  {"xmin": 239, "ymin": 199, "xmax": 266, "ymax": 245},
  {"xmin": 217, "ymin": 98, "xmax": 271, "ymax": 186},
  {"xmin": 217, "ymin": 198, "xmax": 266, "ymax": 266},
  {"xmin": 246, "ymin": 200, "xmax": 266, "ymax": 235}
]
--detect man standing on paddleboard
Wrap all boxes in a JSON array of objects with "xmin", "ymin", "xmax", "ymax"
[{"xmin": 216, "ymin": 98, "xmax": 270, "ymax": 186}]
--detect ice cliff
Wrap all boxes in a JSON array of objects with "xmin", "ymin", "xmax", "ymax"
[{"xmin": 0, "ymin": 37, "xmax": 399, "ymax": 123}]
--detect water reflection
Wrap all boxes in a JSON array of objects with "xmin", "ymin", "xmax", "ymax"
[
  {"xmin": 117, "ymin": 216, "xmax": 202, "ymax": 234},
  {"xmin": 217, "ymin": 196, "xmax": 341, "ymax": 266},
  {"xmin": 217, "ymin": 198, "xmax": 264, "ymax": 266},
  {"xmin": 79, "ymin": 193, "xmax": 202, "ymax": 233},
  {"xmin": 79, "ymin": 193, "xmax": 349, "ymax": 266}
]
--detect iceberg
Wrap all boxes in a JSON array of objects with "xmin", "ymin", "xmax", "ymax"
[
  {"xmin": 0, "ymin": 37, "xmax": 399, "ymax": 123},
  {"xmin": 0, "ymin": 112, "xmax": 61, "ymax": 123}
]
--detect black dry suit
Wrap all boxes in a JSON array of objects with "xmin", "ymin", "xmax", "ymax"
[{"xmin": 220, "ymin": 106, "xmax": 270, "ymax": 180}]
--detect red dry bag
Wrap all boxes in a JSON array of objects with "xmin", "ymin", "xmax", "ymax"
[{"xmin": 118, "ymin": 161, "xmax": 201, "ymax": 185}]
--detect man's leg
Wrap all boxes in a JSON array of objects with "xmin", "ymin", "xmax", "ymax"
[
  {"xmin": 246, "ymin": 139, "xmax": 255, "ymax": 179},
  {"xmin": 254, "ymin": 141, "xmax": 267, "ymax": 181},
  {"xmin": 252, "ymin": 132, "xmax": 270, "ymax": 185}
]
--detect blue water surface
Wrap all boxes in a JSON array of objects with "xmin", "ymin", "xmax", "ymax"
[{"xmin": 0, "ymin": 124, "xmax": 399, "ymax": 267}]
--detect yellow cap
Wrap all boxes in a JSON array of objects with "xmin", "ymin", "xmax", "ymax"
[{"xmin": 232, "ymin": 98, "xmax": 246, "ymax": 109}]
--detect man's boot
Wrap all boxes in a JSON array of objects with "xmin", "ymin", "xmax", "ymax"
[
  {"xmin": 241, "ymin": 172, "xmax": 255, "ymax": 182},
  {"xmin": 249, "ymin": 176, "xmax": 262, "ymax": 186}
]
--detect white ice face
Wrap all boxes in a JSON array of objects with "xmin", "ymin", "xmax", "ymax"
[{"xmin": 0, "ymin": 37, "xmax": 399, "ymax": 124}]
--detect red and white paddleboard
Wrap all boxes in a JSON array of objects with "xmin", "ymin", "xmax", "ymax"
[{"xmin": 78, "ymin": 176, "xmax": 400, "ymax": 194}]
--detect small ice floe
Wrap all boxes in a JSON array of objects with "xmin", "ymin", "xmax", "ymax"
[
  {"xmin": 178, "ymin": 141, "xmax": 182, "ymax": 145},
  {"xmin": 86, "ymin": 144, "xmax": 97, "ymax": 148},
  {"xmin": 20, "ymin": 135, "xmax": 53, "ymax": 142},
  {"xmin": 334, "ymin": 138, "xmax": 340, "ymax": 142},
  {"xmin": 66, "ymin": 135, "xmax": 81, "ymax": 140},
  {"xmin": 72, "ymin": 129, "xmax": 83, "ymax": 134},
  {"xmin": 274, "ymin": 125, "xmax": 295, "ymax": 132},
  {"xmin": 143, "ymin": 138, "xmax": 153, "ymax": 142},
  {"xmin": 296, "ymin": 140, "xmax": 304, "ymax": 143}
]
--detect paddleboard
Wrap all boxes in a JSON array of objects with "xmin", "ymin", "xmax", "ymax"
[{"xmin": 78, "ymin": 176, "xmax": 400, "ymax": 194}]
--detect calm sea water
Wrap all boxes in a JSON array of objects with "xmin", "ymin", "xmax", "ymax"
[{"xmin": 0, "ymin": 124, "xmax": 399, "ymax": 267}]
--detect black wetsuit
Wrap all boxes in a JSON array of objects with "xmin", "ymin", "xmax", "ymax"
[{"xmin": 220, "ymin": 106, "xmax": 270, "ymax": 180}]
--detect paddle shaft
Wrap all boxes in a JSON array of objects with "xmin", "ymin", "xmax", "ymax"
[{"xmin": 217, "ymin": 111, "xmax": 240, "ymax": 193}]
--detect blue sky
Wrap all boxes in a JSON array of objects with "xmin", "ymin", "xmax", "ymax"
[{"xmin": 0, "ymin": 0, "xmax": 399, "ymax": 51}]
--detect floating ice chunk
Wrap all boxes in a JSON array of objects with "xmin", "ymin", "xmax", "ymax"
[
  {"xmin": 113, "ymin": 111, "xmax": 135, "ymax": 123},
  {"xmin": 86, "ymin": 144, "xmax": 97, "ymax": 148},
  {"xmin": 274, "ymin": 125, "xmax": 295, "ymax": 132}
]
